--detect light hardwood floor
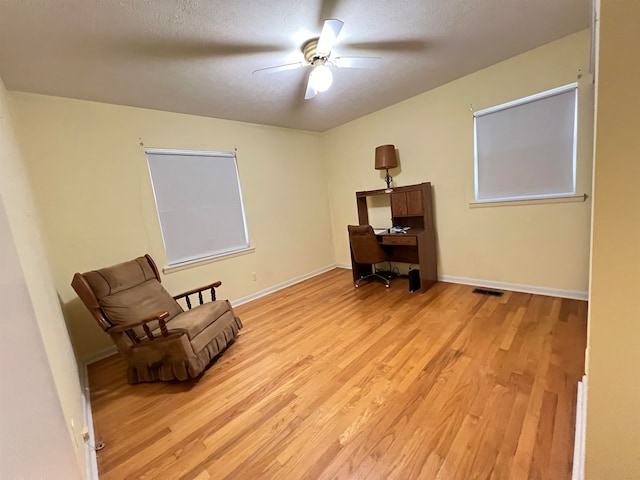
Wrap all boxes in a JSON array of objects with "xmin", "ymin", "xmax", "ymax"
[{"xmin": 88, "ymin": 268, "xmax": 587, "ymax": 479}]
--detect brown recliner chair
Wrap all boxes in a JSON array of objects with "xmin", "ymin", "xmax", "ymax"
[
  {"xmin": 71, "ymin": 254, "xmax": 242, "ymax": 384},
  {"xmin": 348, "ymin": 225, "xmax": 392, "ymax": 288}
]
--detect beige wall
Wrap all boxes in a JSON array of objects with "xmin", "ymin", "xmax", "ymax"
[
  {"xmin": 8, "ymin": 32, "xmax": 594, "ymax": 361},
  {"xmin": 585, "ymin": 1, "xmax": 640, "ymax": 478},
  {"xmin": 324, "ymin": 30, "xmax": 593, "ymax": 295},
  {"xmin": 8, "ymin": 93, "xmax": 335, "ymax": 359},
  {"xmin": 7, "ymin": 21, "xmax": 635, "ymax": 477},
  {"xmin": 0, "ymin": 78, "xmax": 84, "ymax": 476}
]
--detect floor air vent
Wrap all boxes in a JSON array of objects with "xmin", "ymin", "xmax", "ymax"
[{"xmin": 472, "ymin": 288, "xmax": 504, "ymax": 297}]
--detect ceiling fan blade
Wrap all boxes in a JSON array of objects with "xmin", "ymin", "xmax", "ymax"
[
  {"xmin": 304, "ymin": 72, "xmax": 318, "ymax": 100},
  {"xmin": 316, "ymin": 19, "xmax": 344, "ymax": 57},
  {"xmin": 252, "ymin": 61, "xmax": 305, "ymax": 75},
  {"xmin": 318, "ymin": 0, "xmax": 340, "ymax": 24},
  {"xmin": 341, "ymin": 39, "xmax": 429, "ymax": 53},
  {"xmin": 109, "ymin": 37, "xmax": 285, "ymax": 60},
  {"xmin": 333, "ymin": 56, "xmax": 381, "ymax": 69}
]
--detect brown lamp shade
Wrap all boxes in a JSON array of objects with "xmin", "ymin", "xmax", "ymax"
[{"xmin": 375, "ymin": 144, "xmax": 398, "ymax": 170}]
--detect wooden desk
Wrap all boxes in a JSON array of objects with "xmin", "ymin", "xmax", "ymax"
[{"xmin": 351, "ymin": 182, "xmax": 437, "ymax": 292}]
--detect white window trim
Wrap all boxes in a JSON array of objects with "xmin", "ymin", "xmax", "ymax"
[
  {"xmin": 162, "ymin": 246, "xmax": 255, "ymax": 274},
  {"xmin": 469, "ymin": 193, "xmax": 586, "ymax": 208}
]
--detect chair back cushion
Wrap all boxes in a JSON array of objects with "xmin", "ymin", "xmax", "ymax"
[
  {"xmin": 82, "ymin": 256, "xmax": 183, "ymax": 333},
  {"xmin": 83, "ymin": 255, "xmax": 158, "ymax": 299},
  {"xmin": 98, "ymin": 279, "xmax": 183, "ymax": 326},
  {"xmin": 348, "ymin": 225, "xmax": 389, "ymax": 265}
]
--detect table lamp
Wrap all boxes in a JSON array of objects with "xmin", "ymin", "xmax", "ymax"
[{"xmin": 375, "ymin": 144, "xmax": 398, "ymax": 193}]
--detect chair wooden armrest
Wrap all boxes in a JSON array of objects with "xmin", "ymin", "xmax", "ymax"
[
  {"xmin": 173, "ymin": 281, "xmax": 222, "ymax": 309},
  {"xmin": 108, "ymin": 311, "xmax": 171, "ymax": 343}
]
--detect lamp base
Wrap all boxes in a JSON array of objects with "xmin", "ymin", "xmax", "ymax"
[{"xmin": 384, "ymin": 169, "xmax": 393, "ymax": 192}]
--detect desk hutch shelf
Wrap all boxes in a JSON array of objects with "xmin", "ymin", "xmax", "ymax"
[{"xmin": 353, "ymin": 182, "xmax": 437, "ymax": 292}]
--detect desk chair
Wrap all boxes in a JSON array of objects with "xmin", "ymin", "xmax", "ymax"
[{"xmin": 348, "ymin": 225, "xmax": 392, "ymax": 288}]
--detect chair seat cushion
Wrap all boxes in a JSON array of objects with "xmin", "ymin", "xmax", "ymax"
[
  {"xmin": 128, "ymin": 307, "xmax": 242, "ymax": 383},
  {"xmin": 165, "ymin": 300, "xmax": 232, "ymax": 341}
]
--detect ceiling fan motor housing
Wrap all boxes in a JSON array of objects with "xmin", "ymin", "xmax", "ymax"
[{"xmin": 302, "ymin": 38, "xmax": 327, "ymax": 66}]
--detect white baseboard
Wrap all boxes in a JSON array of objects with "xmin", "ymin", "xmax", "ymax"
[
  {"xmin": 438, "ymin": 275, "xmax": 588, "ymax": 300},
  {"xmin": 80, "ymin": 346, "xmax": 120, "ymax": 479},
  {"xmin": 83, "ymin": 345, "xmax": 118, "ymax": 366},
  {"xmin": 80, "ymin": 265, "xmax": 338, "ymax": 367},
  {"xmin": 337, "ymin": 264, "xmax": 588, "ymax": 300},
  {"xmin": 572, "ymin": 375, "xmax": 588, "ymax": 480},
  {"xmin": 231, "ymin": 264, "xmax": 337, "ymax": 307},
  {"xmin": 80, "ymin": 358, "xmax": 101, "ymax": 480}
]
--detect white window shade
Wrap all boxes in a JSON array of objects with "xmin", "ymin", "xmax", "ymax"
[
  {"xmin": 146, "ymin": 149, "xmax": 249, "ymax": 266},
  {"xmin": 474, "ymin": 84, "xmax": 578, "ymax": 202}
]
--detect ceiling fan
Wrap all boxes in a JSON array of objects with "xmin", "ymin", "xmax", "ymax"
[{"xmin": 252, "ymin": 19, "xmax": 380, "ymax": 100}]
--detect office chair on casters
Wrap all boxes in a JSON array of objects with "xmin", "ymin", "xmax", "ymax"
[{"xmin": 348, "ymin": 225, "xmax": 392, "ymax": 288}]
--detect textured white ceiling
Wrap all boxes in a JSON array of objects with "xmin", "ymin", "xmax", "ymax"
[{"xmin": 0, "ymin": 0, "xmax": 590, "ymax": 132}]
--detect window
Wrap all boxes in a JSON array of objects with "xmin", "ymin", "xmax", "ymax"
[
  {"xmin": 146, "ymin": 149, "xmax": 250, "ymax": 267},
  {"xmin": 473, "ymin": 83, "xmax": 578, "ymax": 203}
]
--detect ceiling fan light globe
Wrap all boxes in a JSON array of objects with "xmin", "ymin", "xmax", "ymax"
[{"xmin": 309, "ymin": 65, "xmax": 333, "ymax": 92}]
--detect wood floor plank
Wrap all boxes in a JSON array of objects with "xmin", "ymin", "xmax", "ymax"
[{"xmin": 88, "ymin": 269, "xmax": 587, "ymax": 479}]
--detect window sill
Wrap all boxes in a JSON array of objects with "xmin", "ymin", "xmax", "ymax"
[
  {"xmin": 162, "ymin": 246, "xmax": 255, "ymax": 274},
  {"xmin": 469, "ymin": 193, "xmax": 587, "ymax": 208}
]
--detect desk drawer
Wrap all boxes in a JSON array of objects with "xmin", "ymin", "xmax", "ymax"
[{"xmin": 381, "ymin": 235, "xmax": 417, "ymax": 246}]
